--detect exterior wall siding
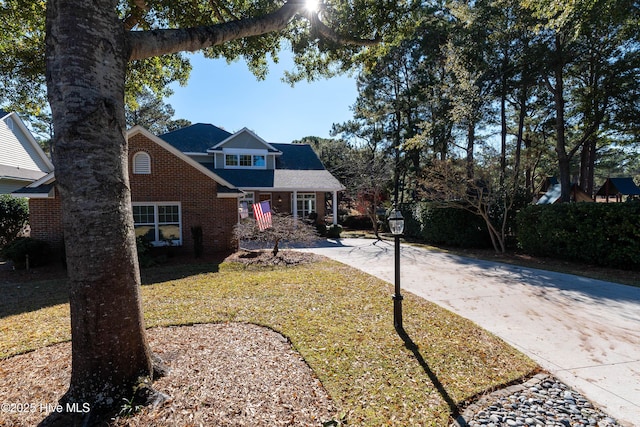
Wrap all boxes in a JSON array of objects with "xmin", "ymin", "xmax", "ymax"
[
  {"xmin": 0, "ymin": 180, "xmax": 32, "ymax": 194},
  {"xmin": 223, "ymin": 133, "xmax": 267, "ymax": 150},
  {"xmin": 0, "ymin": 115, "xmax": 51, "ymax": 172}
]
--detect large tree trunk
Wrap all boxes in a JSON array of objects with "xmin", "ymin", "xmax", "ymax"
[
  {"xmin": 41, "ymin": 1, "xmax": 334, "ymax": 423},
  {"xmin": 579, "ymin": 135, "xmax": 597, "ymax": 196},
  {"xmin": 551, "ymin": 35, "xmax": 572, "ymax": 203},
  {"xmin": 45, "ymin": 0, "xmax": 154, "ymax": 421},
  {"xmin": 465, "ymin": 122, "xmax": 475, "ymax": 182}
]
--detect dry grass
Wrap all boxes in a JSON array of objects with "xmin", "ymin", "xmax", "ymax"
[{"xmin": 0, "ymin": 252, "xmax": 538, "ymax": 426}]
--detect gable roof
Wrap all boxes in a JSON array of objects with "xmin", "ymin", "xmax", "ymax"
[
  {"xmin": 158, "ymin": 122, "xmax": 343, "ymax": 191},
  {"xmin": 0, "ymin": 164, "xmax": 50, "ymax": 182},
  {"xmin": 208, "ymin": 127, "xmax": 281, "ymax": 153},
  {"xmin": 159, "ymin": 123, "xmax": 232, "ymax": 153},
  {"xmin": 596, "ymin": 177, "xmax": 640, "ymax": 196}
]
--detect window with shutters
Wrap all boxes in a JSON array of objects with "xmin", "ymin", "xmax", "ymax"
[{"xmin": 132, "ymin": 152, "xmax": 151, "ymax": 174}]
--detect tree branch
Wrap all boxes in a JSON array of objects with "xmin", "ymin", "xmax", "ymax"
[
  {"xmin": 308, "ymin": 13, "xmax": 380, "ymax": 46},
  {"xmin": 127, "ymin": 2, "xmax": 303, "ymax": 61},
  {"xmin": 127, "ymin": 1, "xmax": 380, "ymax": 61},
  {"xmin": 123, "ymin": 0, "xmax": 149, "ymax": 32}
]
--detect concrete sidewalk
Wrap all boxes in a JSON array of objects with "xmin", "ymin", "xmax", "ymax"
[{"xmin": 297, "ymin": 238, "xmax": 640, "ymax": 426}]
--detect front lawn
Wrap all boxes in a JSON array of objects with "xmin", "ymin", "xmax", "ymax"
[{"xmin": 0, "ymin": 254, "xmax": 537, "ymax": 426}]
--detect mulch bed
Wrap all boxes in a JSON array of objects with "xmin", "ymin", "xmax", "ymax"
[{"xmin": 0, "ymin": 323, "xmax": 337, "ymax": 426}]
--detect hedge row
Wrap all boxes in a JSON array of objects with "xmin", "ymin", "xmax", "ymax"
[
  {"xmin": 516, "ymin": 202, "xmax": 640, "ymax": 269},
  {"xmin": 401, "ymin": 202, "xmax": 492, "ymax": 249}
]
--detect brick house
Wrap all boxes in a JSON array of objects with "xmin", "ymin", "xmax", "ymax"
[
  {"xmin": 17, "ymin": 124, "xmax": 344, "ymax": 255},
  {"xmin": 17, "ymin": 126, "xmax": 240, "ymax": 254},
  {"xmin": 160, "ymin": 123, "xmax": 344, "ymax": 223}
]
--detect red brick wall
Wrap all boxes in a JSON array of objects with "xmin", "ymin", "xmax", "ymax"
[
  {"xmin": 128, "ymin": 133, "xmax": 238, "ymax": 253},
  {"xmin": 29, "ymin": 191, "xmax": 64, "ymax": 252}
]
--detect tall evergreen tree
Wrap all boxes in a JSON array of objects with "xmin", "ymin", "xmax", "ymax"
[{"xmin": 125, "ymin": 88, "xmax": 191, "ymax": 134}]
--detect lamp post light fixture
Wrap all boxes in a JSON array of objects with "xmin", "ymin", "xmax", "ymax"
[{"xmin": 388, "ymin": 206, "xmax": 405, "ymax": 332}]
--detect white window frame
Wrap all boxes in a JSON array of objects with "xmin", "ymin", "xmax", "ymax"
[
  {"xmin": 296, "ymin": 193, "xmax": 316, "ymax": 218},
  {"xmin": 132, "ymin": 202, "xmax": 182, "ymax": 246},
  {"xmin": 132, "ymin": 152, "xmax": 151, "ymax": 174},
  {"xmin": 223, "ymin": 148, "xmax": 268, "ymax": 170},
  {"xmin": 239, "ymin": 192, "xmax": 255, "ymax": 217}
]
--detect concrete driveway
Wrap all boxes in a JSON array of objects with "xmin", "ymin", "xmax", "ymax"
[{"xmin": 297, "ymin": 238, "xmax": 640, "ymax": 426}]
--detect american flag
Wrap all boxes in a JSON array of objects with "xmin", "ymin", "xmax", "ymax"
[{"xmin": 253, "ymin": 200, "xmax": 272, "ymax": 231}]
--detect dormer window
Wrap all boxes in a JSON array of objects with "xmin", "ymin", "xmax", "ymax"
[{"xmin": 223, "ymin": 149, "xmax": 267, "ymax": 169}]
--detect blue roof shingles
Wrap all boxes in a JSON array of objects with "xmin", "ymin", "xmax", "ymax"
[
  {"xmin": 160, "ymin": 123, "xmax": 232, "ymax": 153},
  {"xmin": 597, "ymin": 177, "xmax": 640, "ymax": 196},
  {"xmin": 272, "ymin": 144, "xmax": 324, "ymax": 170},
  {"xmin": 206, "ymin": 167, "xmax": 275, "ymax": 188}
]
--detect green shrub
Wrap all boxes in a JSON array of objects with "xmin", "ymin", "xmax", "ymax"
[
  {"xmin": 315, "ymin": 222, "xmax": 327, "ymax": 237},
  {"xmin": 136, "ymin": 236, "xmax": 156, "ymax": 268},
  {"xmin": 417, "ymin": 203, "xmax": 492, "ymax": 248},
  {"xmin": 191, "ymin": 225, "xmax": 204, "ymax": 258},
  {"xmin": 1, "ymin": 237, "xmax": 51, "ymax": 269},
  {"xmin": 0, "ymin": 195, "xmax": 29, "ymax": 250},
  {"xmin": 326, "ymin": 224, "xmax": 343, "ymax": 238},
  {"xmin": 342, "ymin": 215, "xmax": 373, "ymax": 230},
  {"xmin": 516, "ymin": 202, "xmax": 640, "ymax": 269}
]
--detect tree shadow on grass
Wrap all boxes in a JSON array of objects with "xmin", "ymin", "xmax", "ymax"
[
  {"xmin": 395, "ymin": 325, "xmax": 469, "ymax": 427},
  {"xmin": 139, "ymin": 261, "xmax": 220, "ymax": 285},
  {"xmin": 0, "ymin": 276, "xmax": 69, "ymax": 318},
  {"xmin": 0, "ymin": 255, "xmax": 225, "ymax": 318}
]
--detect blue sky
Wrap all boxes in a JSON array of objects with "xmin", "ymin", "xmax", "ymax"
[{"xmin": 166, "ymin": 52, "xmax": 358, "ymax": 143}]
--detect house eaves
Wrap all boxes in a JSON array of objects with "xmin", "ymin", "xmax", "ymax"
[
  {"xmin": 0, "ymin": 165, "xmax": 48, "ymax": 182},
  {"xmin": 12, "ymin": 171, "xmax": 56, "ymax": 198}
]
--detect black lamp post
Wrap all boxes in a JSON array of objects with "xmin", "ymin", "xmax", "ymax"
[{"xmin": 388, "ymin": 206, "xmax": 405, "ymax": 332}]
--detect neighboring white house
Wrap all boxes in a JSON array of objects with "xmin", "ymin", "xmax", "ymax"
[{"xmin": 0, "ymin": 110, "xmax": 53, "ymax": 194}]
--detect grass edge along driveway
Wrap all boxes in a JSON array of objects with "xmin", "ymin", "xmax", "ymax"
[{"xmin": 0, "ymin": 258, "xmax": 538, "ymax": 426}]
